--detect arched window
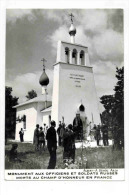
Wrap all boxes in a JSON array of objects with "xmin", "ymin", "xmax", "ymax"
[
  {"xmin": 72, "ymin": 49, "xmax": 77, "ymax": 64},
  {"xmin": 79, "ymin": 104, "xmax": 85, "ymax": 112},
  {"xmin": 80, "ymin": 50, "xmax": 85, "ymax": 65},
  {"xmin": 65, "ymin": 47, "xmax": 69, "ymax": 63},
  {"xmin": 23, "ymin": 115, "xmax": 26, "ymax": 129}
]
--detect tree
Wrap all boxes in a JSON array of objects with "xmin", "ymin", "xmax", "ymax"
[
  {"xmin": 26, "ymin": 89, "xmax": 37, "ymax": 100},
  {"xmin": 100, "ymin": 67, "xmax": 124, "ymax": 149},
  {"xmin": 5, "ymin": 86, "xmax": 19, "ymax": 140}
]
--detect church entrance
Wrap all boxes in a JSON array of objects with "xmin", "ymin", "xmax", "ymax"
[{"xmin": 73, "ymin": 113, "xmax": 83, "ymax": 140}]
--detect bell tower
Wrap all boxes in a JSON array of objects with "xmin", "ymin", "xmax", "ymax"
[{"xmin": 51, "ymin": 14, "xmax": 101, "ymax": 131}]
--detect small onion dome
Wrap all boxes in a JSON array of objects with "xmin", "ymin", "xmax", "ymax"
[
  {"xmin": 39, "ymin": 70, "xmax": 49, "ymax": 86},
  {"xmin": 69, "ymin": 23, "xmax": 76, "ymax": 36}
]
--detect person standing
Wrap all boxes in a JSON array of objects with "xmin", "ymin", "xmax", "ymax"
[
  {"xmin": 57, "ymin": 122, "xmax": 62, "ymax": 146},
  {"xmin": 102, "ymin": 124, "xmax": 109, "ymax": 146},
  {"xmin": 60, "ymin": 123, "xmax": 65, "ymax": 146},
  {"xmin": 63, "ymin": 124, "xmax": 76, "ymax": 163},
  {"xmin": 33, "ymin": 124, "xmax": 39, "ymax": 151},
  {"xmin": 19, "ymin": 128, "xmax": 24, "ymax": 142},
  {"xmin": 39, "ymin": 127, "xmax": 45, "ymax": 151},
  {"xmin": 96, "ymin": 125, "xmax": 101, "ymax": 146},
  {"xmin": 73, "ymin": 113, "xmax": 83, "ymax": 140},
  {"xmin": 46, "ymin": 121, "xmax": 57, "ymax": 169}
]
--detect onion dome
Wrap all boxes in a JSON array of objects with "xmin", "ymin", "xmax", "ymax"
[
  {"xmin": 39, "ymin": 70, "xmax": 49, "ymax": 86},
  {"xmin": 69, "ymin": 23, "xmax": 76, "ymax": 36}
]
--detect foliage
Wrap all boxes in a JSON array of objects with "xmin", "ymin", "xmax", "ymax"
[
  {"xmin": 5, "ymin": 87, "xmax": 19, "ymax": 139},
  {"xmin": 26, "ymin": 89, "xmax": 37, "ymax": 100},
  {"xmin": 100, "ymin": 67, "xmax": 124, "ymax": 149}
]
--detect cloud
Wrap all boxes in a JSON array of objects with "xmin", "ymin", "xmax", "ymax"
[
  {"xmin": 92, "ymin": 29, "xmax": 123, "ymax": 62},
  {"xmin": 6, "ymin": 9, "xmax": 36, "ymax": 23},
  {"xmin": 48, "ymin": 24, "xmax": 123, "ymax": 63},
  {"xmin": 6, "ymin": 9, "xmax": 124, "ymax": 113},
  {"xmin": 6, "ymin": 70, "xmax": 53, "ymax": 103},
  {"xmin": 93, "ymin": 61, "xmax": 117, "ymax": 96},
  {"xmin": 80, "ymin": 10, "xmax": 108, "ymax": 34}
]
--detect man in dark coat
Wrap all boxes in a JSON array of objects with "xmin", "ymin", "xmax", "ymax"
[
  {"xmin": 57, "ymin": 122, "xmax": 62, "ymax": 146},
  {"xmin": 46, "ymin": 120, "xmax": 57, "ymax": 169},
  {"xmin": 96, "ymin": 125, "xmax": 101, "ymax": 146},
  {"xmin": 73, "ymin": 113, "xmax": 83, "ymax": 140},
  {"xmin": 102, "ymin": 124, "xmax": 109, "ymax": 146},
  {"xmin": 19, "ymin": 128, "xmax": 24, "ymax": 142}
]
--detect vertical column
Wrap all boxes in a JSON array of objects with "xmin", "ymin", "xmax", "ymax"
[
  {"xmin": 70, "ymin": 36, "xmax": 75, "ymax": 44},
  {"xmin": 77, "ymin": 51, "xmax": 80, "ymax": 65},
  {"xmin": 73, "ymin": 57, "xmax": 75, "ymax": 64},
  {"xmin": 85, "ymin": 52, "xmax": 90, "ymax": 66},
  {"xmin": 84, "ymin": 52, "xmax": 87, "ymax": 66},
  {"xmin": 69, "ymin": 49, "xmax": 73, "ymax": 64}
]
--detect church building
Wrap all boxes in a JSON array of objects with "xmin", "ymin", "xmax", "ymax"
[{"xmin": 14, "ymin": 15, "xmax": 101, "ymax": 142}]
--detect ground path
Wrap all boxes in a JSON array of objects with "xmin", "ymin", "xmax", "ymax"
[{"xmin": 5, "ymin": 140, "xmax": 124, "ymax": 169}]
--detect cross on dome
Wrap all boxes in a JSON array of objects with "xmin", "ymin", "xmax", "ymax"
[
  {"xmin": 41, "ymin": 58, "xmax": 47, "ymax": 71},
  {"xmin": 69, "ymin": 13, "xmax": 74, "ymax": 24},
  {"xmin": 69, "ymin": 13, "xmax": 76, "ymax": 43},
  {"xmin": 39, "ymin": 58, "xmax": 49, "ymax": 87}
]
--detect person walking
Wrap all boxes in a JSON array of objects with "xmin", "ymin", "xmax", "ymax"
[
  {"xmin": 19, "ymin": 128, "xmax": 24, "ymax": 142},
  {"xmin": 39, "ymin": 127, "xmax": 45, "ymax": 151},
  {"xmin": 46, "ymin": 121, "xmax": 57, "ymax": 169},
  {"xmin": 33, "ymin": 124, "xmax": 39, "ymax": 151}
]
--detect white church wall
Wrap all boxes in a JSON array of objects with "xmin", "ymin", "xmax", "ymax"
[
  {"xmin": 15, "ymin": 101, "xmax": 52, "ymax": 142},
  {"xmin": 51, "ymin": 63, "xmax": 101, "ymax": 129},
  {"xmin": 36, "ymin": 101, "xmax": 52, "ymax": 126},
  {"xmin": 15, "ymin": 103, "xmax": 38, "ymax": 142},
  {"xmin": 36, "ymin": 102, "xmax": 44, "ymax": 126},
  {"xmin": 42, "ymin": 111, "xmax": 51, "ymax": 127}
]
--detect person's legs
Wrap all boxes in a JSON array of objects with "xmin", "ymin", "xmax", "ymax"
[
  {"xmin": 97, "ymin": 139, "xmax": 99, "ymax": 146},
  {"xmin": 39, "ymin": 142, "xmax": 42, "ymax": 151},
  {"xmin": 43, "ymin": 140, "xmax": 45, "ymax": 150},
  {"xmin": 59, "ymin": 136, "xmax": 61, "ymax": 146},
  {"xmin": 103, "ymin": 137, "xmax": 106, "ymax": 146},
  {"xmin": 71, "ymin": 149, "xmax": 75, "ymax": 163},
  {"xmin": 48, "ymin": 148, "xmax": 56, "ymax": 169}
]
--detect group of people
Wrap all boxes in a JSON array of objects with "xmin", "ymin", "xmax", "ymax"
[
  {"xmin": 33, "ymin": 124, "xmax": 46, "ymax": 151},
  {"xmin": 19, "ymin": 116, "xmax": 109, "ymax": 169},
  {"xmin": 33, "ymin": 121, "xmax": 76, "ymax": 169},
  {"xmin": 94, "ymin": 124, "xmax": 109, "ymax": 146}
]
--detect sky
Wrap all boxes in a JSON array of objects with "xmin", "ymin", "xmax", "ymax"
[{"xmin": 5, "ymin": 9, "xmax": 124, "ymax": 112}]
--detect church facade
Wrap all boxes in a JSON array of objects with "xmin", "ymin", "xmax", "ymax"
[{"xmin": 14, "ymin": 17, "xmax": 101, "ymax": 142}]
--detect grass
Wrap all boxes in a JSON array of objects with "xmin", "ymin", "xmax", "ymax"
[{"xmin": 5, "ymin": 141, "xmax": 124, "ymax": 169}]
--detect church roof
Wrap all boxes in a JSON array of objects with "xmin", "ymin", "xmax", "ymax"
[
  {"xmin": 41, "ymin": 106, "xmax": 52, "ymax": 113},
  {"xmin": 13, "ymin": 95, "xmax": 52, "ymax": 108}
]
